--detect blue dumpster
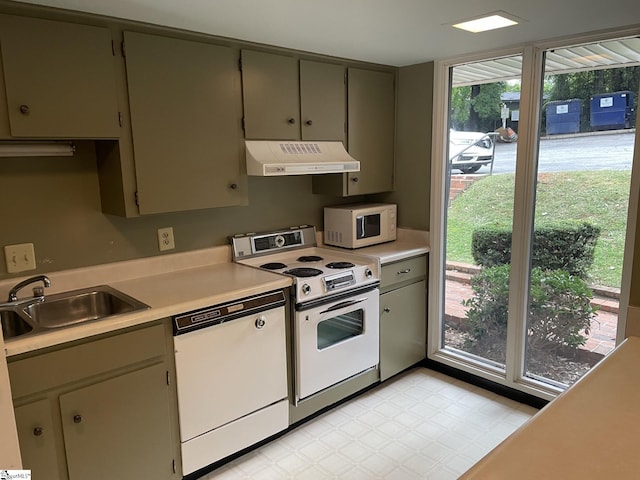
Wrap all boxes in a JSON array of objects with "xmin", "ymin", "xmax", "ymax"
[
  {"xmin": 590, "ymin": 91, "xmax": 635, "ymax": 131},
  {"xmin": 546, "ymin": 99, "xmax": 582, "ymax": 135}
]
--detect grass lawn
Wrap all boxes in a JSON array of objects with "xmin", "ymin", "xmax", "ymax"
[{"xmin": 446, "ymin": 171, "xmax": 631, "ymax": 288}]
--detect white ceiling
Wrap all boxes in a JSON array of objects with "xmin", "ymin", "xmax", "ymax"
[{"xmin": 11, "ymin": 0, "xmax": 640, "ymax": 66}]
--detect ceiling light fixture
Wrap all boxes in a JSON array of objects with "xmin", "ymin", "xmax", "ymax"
[{"xmin": 453, "ymin": 13, "xmax": 518, "ymax": 33}]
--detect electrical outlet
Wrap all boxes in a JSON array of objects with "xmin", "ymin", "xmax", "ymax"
[
  {"xmin": 4, "ymin": 243, "xmax": 36, "ymax": 273},
  {"xmin": 158, "ymin": 227, "xmax": 175, "ymax": 251}
]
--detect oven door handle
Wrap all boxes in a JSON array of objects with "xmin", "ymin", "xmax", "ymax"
[{"xmin": 319, "ymin": 297, "xmax": 368, "ymax": 315}]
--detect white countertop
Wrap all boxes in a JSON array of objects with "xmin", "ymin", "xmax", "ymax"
[
  {"xmin": 320, "ymin": 228, "xmax": 430, "ymax": 265},
  {"xmin": 1, "ymin": 231, "xmax": 429, "ymax": 356},
  {"xmin": 1, "ymin": 246, "xmax": 291, "ymax": 357},
  {"xmin": 462, "ymin": 336, "xmax": 640, "ymax": 479}
]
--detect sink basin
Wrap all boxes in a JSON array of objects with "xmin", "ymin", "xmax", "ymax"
[
  {"xmin": 0, "ymin": 309, "xmax": 34, "ymax": 338},
  {"xmin": 21, "ymin": 285, "xmax": 150, "ymax": 329}
]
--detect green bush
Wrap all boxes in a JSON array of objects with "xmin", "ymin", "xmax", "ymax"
[
  {"xmin": 471, "ymin": 222, "xmax": 600, "ymax": 279},
  {"xmin": 463, "ymin": 265, "xmax": 598, "ymax": 359}
]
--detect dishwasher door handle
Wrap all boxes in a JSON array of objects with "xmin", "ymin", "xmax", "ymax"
[{"xmin": 255, "ymin": 315, "xmax": 267, "ymax": 329}]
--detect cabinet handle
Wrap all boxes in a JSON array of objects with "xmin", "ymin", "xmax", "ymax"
[
  {"xmin": 305, "ymin": 120, "xmax": 313, "ymax": 126},
  {"xmin": 229, "ymin": 183, "xmax": 238, "ymax": 190},
  {"xmin": 398, "ymin": 268, "xmax": 411, "ymax": 274},
  {"xmin": 383, "ymin": 307, "xmax": 391, "ymax": 313},
  {"xmin": 255, "ymin": 315, "xmax": 266, "ymax": 329},
  {"xmin": 351, "ymin": 177, "xmax": 359, "ymax": 183},
  {"xmin": 287, "ymin": 118, "xmax": 296, "ymax": 124},
  {"xmin": 73, "ymin": 414, "xmax": 83, "ymax": 424},
  {"xmin": 19, "ymin": 104, "xmax": 30, "ymax": 115},
  {"xmin": 33, "ymin": 426, "xmax": 44, "ymax": 436}
]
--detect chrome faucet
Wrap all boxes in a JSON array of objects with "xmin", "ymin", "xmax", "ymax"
[{"xmin": 8, "ymin": 275, "xmax": 51, "ymax": 302}]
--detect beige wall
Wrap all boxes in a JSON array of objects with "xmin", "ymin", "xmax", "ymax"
[{"xmin": 378, "ymin": 62, "xmax": 433, "ymax": 230}]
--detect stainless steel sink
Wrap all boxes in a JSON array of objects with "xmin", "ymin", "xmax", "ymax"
[
  {"xmin": 0, "ymin": 309, "xmax": 34, "ymax": 338},
  {"xmin": 0, "ymin": 285, "xmax": 149, "ymax": 339},
  {"xmin": 22, "ymin": 285, "xmax": 150, "ymax": 329}
]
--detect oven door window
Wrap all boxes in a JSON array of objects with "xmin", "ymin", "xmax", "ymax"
[
  {"xmin": 317, "ymin": 309, "xmax": 364, "ymax": 350},
  {"xmin": 356, "ymin": 214, "xmax": 381, "ymax": 239}
]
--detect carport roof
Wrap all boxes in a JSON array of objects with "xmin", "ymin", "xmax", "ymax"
[{"xmin": 452, "ymin": 37, "xmax": 640, "ymax": 86}]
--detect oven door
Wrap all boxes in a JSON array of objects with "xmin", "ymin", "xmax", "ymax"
[{"xmin": 295, "ymin": 287, "xmax": 379, "ymax": 401}]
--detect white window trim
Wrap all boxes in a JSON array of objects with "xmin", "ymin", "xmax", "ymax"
[{"xmin": 428, "ymin": 25, "xmax": 640, "ymax": 400}]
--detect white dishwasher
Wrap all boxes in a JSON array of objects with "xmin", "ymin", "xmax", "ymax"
[{"xmin": 172, "ymin": 290, "xmax": 288, "ymax": 476}]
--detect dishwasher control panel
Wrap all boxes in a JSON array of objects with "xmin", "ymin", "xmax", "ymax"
[{"xmin": 173, "ymin": 290, "xmax": 286, "ymax": 335}]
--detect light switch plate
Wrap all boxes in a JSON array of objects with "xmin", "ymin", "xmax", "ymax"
[
  {"xmin": 158, "ymin": 227, "xmax": 175, "ymax": 251},
  {"xmin": 5, "ymin": 243, "xmax": 36, "ymax": 273}
]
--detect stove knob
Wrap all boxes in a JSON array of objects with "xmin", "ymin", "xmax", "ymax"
[
  {"xmin": 365, "ymin": 268, "xmax": 373, "ymax": 279},
  {"xmin": 302, "ymin": 284, "xmax": 311, "ymax": 295}
]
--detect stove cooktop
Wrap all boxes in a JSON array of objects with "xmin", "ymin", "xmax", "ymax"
[{"xmin": 231, "ymin": 226, "xmax": 380, "ymax": 303}]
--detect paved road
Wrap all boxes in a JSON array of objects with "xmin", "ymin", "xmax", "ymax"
[{"xmin": 485, "ymin": 131, "xmax": 636, "ymax": 174}]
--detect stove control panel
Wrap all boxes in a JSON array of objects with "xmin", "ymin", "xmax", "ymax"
[
  {"xmin": 230, "ymin": 226, "xmax": 316, "ymax": 259},
  {"xmin": 323, "ymin": 271, "xmax": 356, "ymax": 291}
]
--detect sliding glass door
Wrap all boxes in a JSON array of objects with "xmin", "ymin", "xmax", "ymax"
[
  {"xmin": 442, "ymin": 55, "xmax": 522, "ymax": 371},
  {"xmin": 523, "ymin": 41, "xmax": 637, "ymax": 388},
  {"xmin": 431, "ymin": 34, "xmax": 639, "ymax": 399}
]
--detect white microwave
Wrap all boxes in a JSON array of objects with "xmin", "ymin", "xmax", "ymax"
[{"xmin": 324, "ymin": 203, "xmax": 397, "ymax": 249}]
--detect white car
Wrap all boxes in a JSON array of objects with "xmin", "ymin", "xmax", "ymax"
[{"xmin": 449, "ymin": 130, "xmax": 495, "ymax": 174}]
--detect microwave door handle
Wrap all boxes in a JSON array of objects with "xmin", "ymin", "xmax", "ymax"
[
  {"xmin": 357, "ymin": 216, "xmax": 365, "ymax": 239},
  {"xmin": 319, "ymin": 297, "xmax": 368, "ymax": 315}
]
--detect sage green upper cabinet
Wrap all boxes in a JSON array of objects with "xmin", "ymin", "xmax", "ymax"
[
  {"xmin": 0, "ymin": 14, "xmax": 119, "ymax": 138},
  {"xmin": 241, "ymin": 50, "xmax": 300, "ymax": 140},
  {"xmin": 313, "ymin": 68, "xmax": 395, "ymax": 196},
  {"xmin": 299, "ymin": 60, "xmax": 345, "ymax": 141},
  {"xmin": 123, "ymin": 31, "xmax": 247, "ymax": 215},
  {"xmin": 347, "ymin": 68, "xmax": 395, "ymax": 195},
  {"xmin": 241, "ymin": 51, "xmax": 345, "ymax": 141}
]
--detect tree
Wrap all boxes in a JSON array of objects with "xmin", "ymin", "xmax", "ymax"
[
  {"xmin": 450, "ymin": 81, "xmax": 506, "ymax": 132},
  {"xmin": 450, "ymin": 85, "xmax": 471, "ymax": 129}
]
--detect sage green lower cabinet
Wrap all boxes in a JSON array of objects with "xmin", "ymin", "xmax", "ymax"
[
  {"xmin": 13, "ymin": 399, "xmax": 61, "ymax": 480},
  {"xmin": 8, "ymin": 322, "xmax": 181, "ymax": 480},
  {"xmin": 379, "ymin": 255, "xmax": 427, "ymax": 381}
]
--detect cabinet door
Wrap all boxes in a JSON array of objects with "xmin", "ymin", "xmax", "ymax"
[
  {"xmin": 300, "ymin": 60, "xmax": 345, "ymax": 141},
  {"xmin": 124, "ymin": 32, "xmax": 246, "ymax": 214},
  {"xmin": 380, "ymin": 280, "xmax": 426, "ymax": 381},
  {"xmin": 14, "ymin": 399, "xmax": 62, "ymax": 480},
  {"xmin": 347, "ymin": 68, "xmax": 395, "ymax": 195},
  {"xmin": 241, "ymin": 50, "xmax": 300, "ymax": 140},
  {"xmin": 0, "ymin": 14, "xmax": 119, "ymax": 138},
  {"xmin": 59, "ymin": 363, "xmax": 176, "ymax": 480}
]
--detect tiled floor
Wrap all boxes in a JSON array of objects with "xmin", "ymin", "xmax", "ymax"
[{"xmin": 201, "ymin": 368, "xmax": 538, "ymax": 480}]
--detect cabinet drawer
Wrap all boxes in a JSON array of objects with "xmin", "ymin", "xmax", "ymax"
[
  {"xmin": 380, "ymin": 256, "xmax": 427, "ymax": 290},
  {"xmin": 8, "ymin": 323, "xmax": 166, "ymax": 399}
]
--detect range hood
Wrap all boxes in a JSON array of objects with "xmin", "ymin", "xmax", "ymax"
[{"xmin": 246, "ymin": 140, "xmax": 360, "ymax": 176}]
